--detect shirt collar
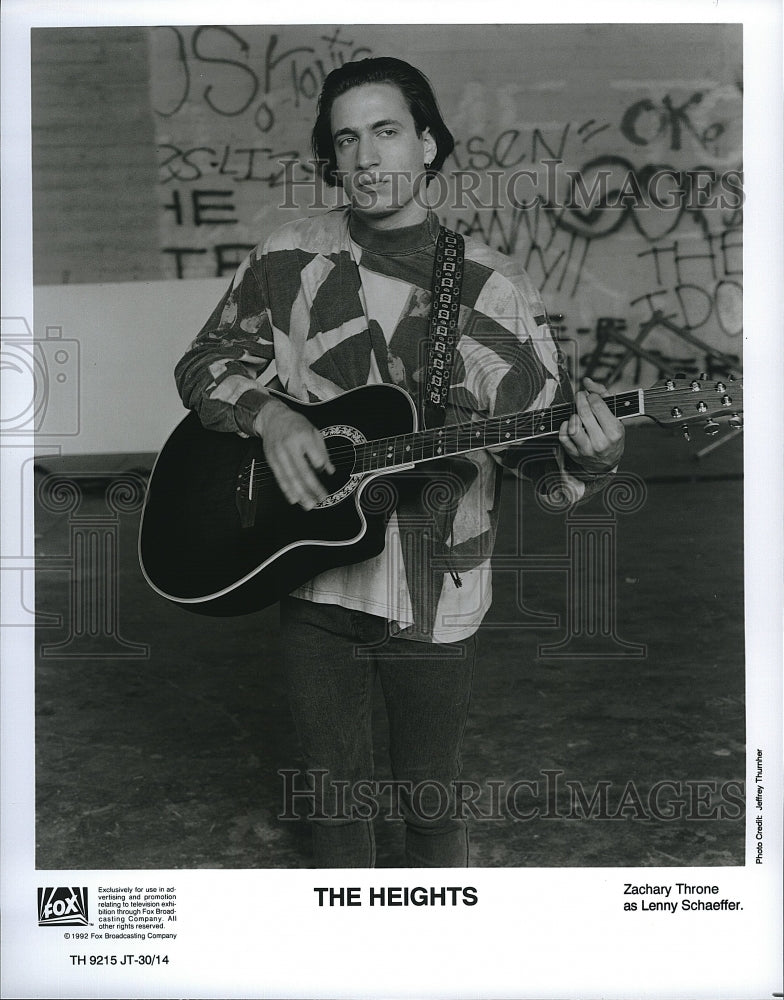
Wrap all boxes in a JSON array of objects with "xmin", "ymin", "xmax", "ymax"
[{"xmin": 347, "ymin": 210, "xmax": 439, "ymax": 255}]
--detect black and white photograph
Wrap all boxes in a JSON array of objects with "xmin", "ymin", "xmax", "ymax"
[{"xmin": 1, "ymin": 2, "xmax": 781, "ymax": 998}]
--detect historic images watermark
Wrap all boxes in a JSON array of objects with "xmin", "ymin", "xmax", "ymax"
[
  {"xmin": 277, "ymin": 159, "xmax": 744, "ymax": 215},
  {"xmin": 278, "ymin": 769, "xmax": 745, "ymax": 823}
]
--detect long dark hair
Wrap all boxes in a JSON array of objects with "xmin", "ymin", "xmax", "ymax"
[{"xmin": 311, "ymin": 56, "xmax": 455, "ymax": 187}]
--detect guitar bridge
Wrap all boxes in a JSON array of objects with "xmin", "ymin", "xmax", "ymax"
[{"xmin": 236, "ymin": 453, "xmax": 260, "ymax": 529}]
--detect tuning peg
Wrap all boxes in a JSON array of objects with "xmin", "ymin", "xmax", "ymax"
[
  {"xmin": 728, "ymin": 413, "xmax": 743, "ymax": 429},
  {"xmin": 681, "ymin": 424, "xmax": 691, "ymax": 441},
  {"xmin": 703, "ymin": 419, "xmax": 720, "ymax": 436},
  {"xmin": 727, "ymin": 373, "xmax": 735, "ymax": 381},
  {"xmin": 699, "ymin": 372, "xmax": 707, "ymax": 380}
]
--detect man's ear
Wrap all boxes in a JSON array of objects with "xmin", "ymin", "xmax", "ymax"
[{"xmin": 422, "ymin": 128, "xmax": 437, "ymax": 167}]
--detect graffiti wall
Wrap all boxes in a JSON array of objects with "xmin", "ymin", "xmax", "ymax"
[
  {"xmin": 32, "ymin": 23, "xmax": 742, "ymax": 383},
  {"xmin": 148, "ymin": 23, "xmax": 742, "ymax": 381}
]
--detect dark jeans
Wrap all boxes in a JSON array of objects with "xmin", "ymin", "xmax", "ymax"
[{"xmin": 279, "ymin": 597, "xmax": 476, "ymax": 868}]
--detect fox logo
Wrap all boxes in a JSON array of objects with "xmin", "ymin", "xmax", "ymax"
[{"xmin": 38, "ymin": 887, "xmax": 88, "ymax": 926}]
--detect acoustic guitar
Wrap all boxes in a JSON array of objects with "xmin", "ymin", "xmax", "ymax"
[{"xmin": 138, "ymin": 376, "xmax": 742, "ymax": 616}]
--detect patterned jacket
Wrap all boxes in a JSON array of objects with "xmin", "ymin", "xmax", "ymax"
[{"xmin": 175, "ymin": 208, "xmax": 605, "ymax": 641}]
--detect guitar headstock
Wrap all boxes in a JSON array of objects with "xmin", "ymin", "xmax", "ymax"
[{"xmin": 641, "ymin": 375, "xmax": 743, "ymax": 439}]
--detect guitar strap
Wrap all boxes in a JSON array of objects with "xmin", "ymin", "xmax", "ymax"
[{"xmin": 422, "ymin": 226, "xmax": 465, "ymax": 430}]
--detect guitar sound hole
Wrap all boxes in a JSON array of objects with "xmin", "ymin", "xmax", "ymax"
[{"xmin": 316, "ymin": 434, "xmax": 361, "ymax": 507}]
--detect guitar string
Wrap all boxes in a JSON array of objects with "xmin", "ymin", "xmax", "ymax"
[
  {"xmin": 243, "ymin": 383, "xmax": 742, "ymax": 488},
  {"xmin": 245, "ymin": 414, "xmax": 743, "ymax": 488},
  {"xmin": 247, "ymin": 383, "xmax": 740, "ymax": 470},
  {"xmin": 246, "ymin": 385, "xmax": 743, "ymax": 484}
]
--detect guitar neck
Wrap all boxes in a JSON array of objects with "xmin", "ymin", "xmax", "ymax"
[{"xmin": 353, "ymin": 389, "xmax": 643, "ymax": 473}]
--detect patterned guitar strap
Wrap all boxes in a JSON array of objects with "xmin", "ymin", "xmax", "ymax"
[
  {"xmin": 392, "ymin": 226, "xmax": 468, "ymax": 640},
  {"xmin": 422, "ymin": 226, "xmax": 465, "ymax": 430}
]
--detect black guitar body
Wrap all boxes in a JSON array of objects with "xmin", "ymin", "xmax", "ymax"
[
  {"xmin": 139, "ymin": 385, "xmax": 418, "ymax": 615},
  {"xmin": 140, "ymin": 375, "xmax": 738, "ymax": 616}
]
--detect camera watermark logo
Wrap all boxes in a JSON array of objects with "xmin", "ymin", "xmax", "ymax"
[
  {"xmin": 38, "ymin": 887, "xmax": 89, "ymax": 927},
  {"xmin": 1, "ymin": 315, "xmax": 147, "ymax": 656},
  {"xmin": 1, "ymin": 317, "xmax": 80, "ymax": 436}
]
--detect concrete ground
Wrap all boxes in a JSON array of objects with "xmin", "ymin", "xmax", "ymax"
[{"xmin": 34, "ymin": 422, "xmax": 745, "ymax": 869}]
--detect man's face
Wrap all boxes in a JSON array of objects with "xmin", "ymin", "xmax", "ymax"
[{"xmin": 330, "ymin": 82, "xmax": 437, "ymax": 229}]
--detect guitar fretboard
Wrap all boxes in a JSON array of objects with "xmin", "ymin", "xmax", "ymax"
[{"xmin": 353, "ymin": 390, "xmax": 642, "ymax": 473}]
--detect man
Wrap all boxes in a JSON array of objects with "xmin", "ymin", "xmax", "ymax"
[{"xmin": 175, "ymin": 57, "xmax": 624, "ymax": 867}]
